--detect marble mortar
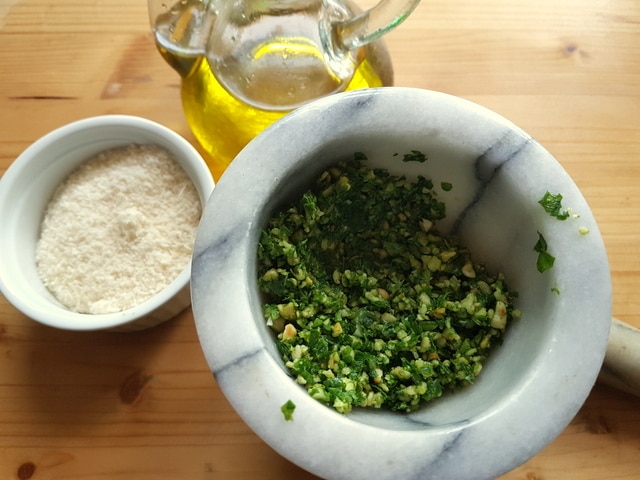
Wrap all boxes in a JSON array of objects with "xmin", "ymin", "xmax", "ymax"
[{"xmin": 191, "ymin": 87, "xmax": 612, "ymax": 480}]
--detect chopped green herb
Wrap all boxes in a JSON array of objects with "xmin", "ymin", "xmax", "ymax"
[
  {"xmin": 578, "ymin": 226, "xmax": 590, "ymax": 235},
  {"xmin": 402, "ymin": 150, "xmax": 428, "ymax": 163},
  {"xmin": 258, "ymin": 155, "xmax": 519, "ymax": 414},
  {"xmin": 551, "ymin": 286, "xmax": 561, "ymax": 295},
  {"xmin": 441, "ymin": 182, "xmax": 453, "ymax": 192},
  {"xmin": 534, "ymin": 231, "xmax": 555, "ymax": 273},
  {"xmin": 538, "ymin": 192, "xmax": 570, "ymax": 220},
  {"xmin": 281, "ymin": 400, "xmax": 296, "ymax": 421}
]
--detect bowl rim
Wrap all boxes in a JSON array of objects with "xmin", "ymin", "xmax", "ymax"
[{"xmin": 0, "ymin": 114, "xmax": 215, "ymax": 331}]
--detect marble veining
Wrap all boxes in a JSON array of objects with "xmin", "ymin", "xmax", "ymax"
[
  {"xmin": 191, "ymin": 88, "xmax": 611, "ymax": 480},
  {"xmin": 475, "ymin": 129, "xmax": 533, "ymax": 181},
  {"xmin": 214, "ymin": 346, "xmax": 265, "ymax": 375},
  {"xmin": 451, "ymin": 131, "xmax": 532, "ymax": 235}
]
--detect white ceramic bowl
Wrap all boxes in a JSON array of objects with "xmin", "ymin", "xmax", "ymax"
[
  {"xmin": 0, "ymin": 115, "xmax": 214, "ymax": 332},
  {"xmin": 191, "ymin": 88, "xmax": 611, "ymax": 479}
]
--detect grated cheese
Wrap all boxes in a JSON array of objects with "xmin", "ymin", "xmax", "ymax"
[{"xmin": 36, "ymin": 144, "xmax": 202, "ymax": 315}]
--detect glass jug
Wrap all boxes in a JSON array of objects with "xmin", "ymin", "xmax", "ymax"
[{"xmin": 148, "ymin": 0, "xmax": 421, "ymax": 174}]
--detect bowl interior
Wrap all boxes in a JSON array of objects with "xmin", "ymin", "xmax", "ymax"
[
  {"xmin": 250, "ymin": 129, "xmax": 589, "ymax": 426},
  {"xmin": 255, "ymin": 140, "xmax": 555, "ymax": 425},
  {"xmin": 191, "ymin": 88, "xmax": 611, "ymax": 479},
  {"xmin": 0, "ymin": 116, "xmax": 213, "ymax": 330}
]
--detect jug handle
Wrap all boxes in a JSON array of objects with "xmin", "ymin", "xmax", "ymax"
[{"xmin": 332, "ymin": 0, "xmax": 421, "ymax": 52}]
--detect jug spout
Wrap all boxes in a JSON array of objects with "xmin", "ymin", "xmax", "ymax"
[
  {"xmin": 330, "ymin": 0, "xmax": 421, "ymax": 53},
  {"xmin": 150, "ymin": 0, "xmax": 215, "ymax": 77}
]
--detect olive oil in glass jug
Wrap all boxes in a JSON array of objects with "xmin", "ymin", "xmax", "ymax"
[{"xmin": 149, "ymin": 0, "xmax": 420, "ymax": 173}]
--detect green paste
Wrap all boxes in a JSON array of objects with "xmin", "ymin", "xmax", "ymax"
[{"xmin": 257, "ymin": 155, "xmax": 519, "ymax": 414}]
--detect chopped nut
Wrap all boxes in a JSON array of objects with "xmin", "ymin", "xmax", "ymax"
[
  {"xmin": 491, "ymin": 300, "xmax": 508, "ymax": 329},
  {"xmin": 381, "ymin": 313, "xmax": 397, "ymax": 322},
  {"xmin": 440, "ymin": 250, "xmax": 456, "ymax": 262},
  {"xmin": 262, "ymin": 268, "xmax": 279, "ymax": 281},
  {"xmin": 278, "ymin": 302, "xmax": 297, "ymax": 320},
  {"xmin": 332, "ymin": 322, "xmax": 343, "ymax": 337},
  {"xmin": 462, "ymin": 260, "xmax": 476, "ymax": 278},
  {"xmin": 419, "ymin": 218, "xmax": 433, "ymax": 232},
  {"xmin": 282, "ymin": 323, "xmax": 297, "ymax": 339},
  {"xmin": 377, "ymin": 288, "xmax": 390, "ymax": 300}
]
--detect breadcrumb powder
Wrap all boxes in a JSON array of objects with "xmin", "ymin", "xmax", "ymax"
[{"xmin": 36, "ymin": 144, "xmax": 202, "ymax": 315}]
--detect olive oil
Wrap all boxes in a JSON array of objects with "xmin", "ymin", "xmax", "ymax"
[
  {"xmin": 155, "ymin": 44, "xmax": 385, "ymax": 174},
  {"xmin": 151, "ymin": 0, "xmax": 393, "ymax": 175}
]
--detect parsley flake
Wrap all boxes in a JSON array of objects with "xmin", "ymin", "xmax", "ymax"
[
  {"xmin": 281, "ymin": 400, "xmax": 296, "ymax": 421},
  {"xmin": 354, "ymin": 152, "xmax": 368, "ymax": 161},
  {"xmin": 538, "ymin": 192, "xmax": 570, "ymax": 220},
  {"xmin": 441, "ymin": 182, "xmax": 453, "ymax": 191},
  {"xmin": 534, "ymin": 231, "xmax": 555, "ymax": 273},
  {"xmin": 402, "ymin": 150, "xmax": 427, "ymax": 163}
]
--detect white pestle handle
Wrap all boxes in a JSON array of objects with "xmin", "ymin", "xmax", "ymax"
[{"xmin": 598, "ymin": 318, "xmax": 640, "ymax": 397}]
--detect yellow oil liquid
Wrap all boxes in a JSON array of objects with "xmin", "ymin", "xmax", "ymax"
[{"xmin": 158, "ymin": 47, "xmax": 385, "ymax": 176}]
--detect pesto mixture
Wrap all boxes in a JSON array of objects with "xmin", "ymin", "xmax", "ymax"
[{"xmin": 257, "ymin": 155, "xmax": 519, "ymax": 414}]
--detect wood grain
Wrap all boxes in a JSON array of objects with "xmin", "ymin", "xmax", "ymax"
[{"xmin": 1, "ymin": 0, "xmax": 639, "ymax": 478}]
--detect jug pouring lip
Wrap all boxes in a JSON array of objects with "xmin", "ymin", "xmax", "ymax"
[{"xmin": 149, "ymin": 0, "xmax": 216, "ymax": 58}]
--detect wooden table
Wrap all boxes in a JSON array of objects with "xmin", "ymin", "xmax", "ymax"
[{"xmin": 1, "ymin": 0, "xmax": 639, "ymax": 478}]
